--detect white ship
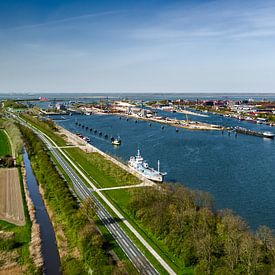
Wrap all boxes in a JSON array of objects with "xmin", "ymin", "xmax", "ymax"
[{"xmin": 128, "ymin": 149, "xmax": 166, "ymax": 182}]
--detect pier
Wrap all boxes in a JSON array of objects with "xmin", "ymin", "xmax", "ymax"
[{"xmin": 235, "ymin": 127, "xmax": 275, "ymax": 139}]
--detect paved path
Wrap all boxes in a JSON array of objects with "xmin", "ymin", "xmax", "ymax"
[{"xmin": 97, "ymin": 183, "xmax": 153, "ymax": 191}]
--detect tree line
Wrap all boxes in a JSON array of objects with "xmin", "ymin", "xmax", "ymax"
[{"xmin": 128, "ymin": 185, "xmax": 275, "ymax": 274}]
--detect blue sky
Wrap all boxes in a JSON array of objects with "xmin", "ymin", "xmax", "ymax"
[{"xmin": 0, "ymin": 0, "xmax": 275, "ymax": 93}]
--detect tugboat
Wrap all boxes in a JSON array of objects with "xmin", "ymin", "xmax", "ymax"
[
  {"xmin": 112, "ymin": 136, "xmax": 121, "ymax": 146},
  {"xmin": 128, "ymin": 149, "xmax": 166, "ymax": 182}
]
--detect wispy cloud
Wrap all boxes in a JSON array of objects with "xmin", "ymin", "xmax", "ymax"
[
  {"xmin": 129, "ymin": 0, "xmax": 275, "ymax": 42},
  {"xmin": 6, "ymin": 10, "xmax": 122, "ymax": 32}
]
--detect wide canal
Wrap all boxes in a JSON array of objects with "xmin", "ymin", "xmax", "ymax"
[{"xmin": 53, "ymin": 110, "xmax": 275, "ymax": 231}]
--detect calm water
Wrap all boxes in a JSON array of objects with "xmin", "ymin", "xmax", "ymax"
[
  {"xmin": 2, "ymin": 92, "xmax": 275, "ymax": 101},
  {"xmin": 55, "ymin": 111, "xmax": 275, "ymax": 231},
  {"xmin": 23, "ymin": 150, "xmax": 61, "ymax": 274}
]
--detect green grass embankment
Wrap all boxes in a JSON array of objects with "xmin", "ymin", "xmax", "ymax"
[
  {"xmin": 0, "ymin": 118, "xmax": 23, "ymax": 159},
  {"xmin": 20, "ymin": 113, "xmax": 66, "ymax": 146},
  {"xmin": 63, "ymin": 147, "xmax": 140, "ymax": 188},
  {"xmin": 0, "ymin": 129, "xmax": 11, "ymax": 156}
]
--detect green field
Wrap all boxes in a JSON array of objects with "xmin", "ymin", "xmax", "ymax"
[
  {"xmin": 64, "ymin": 147, "xmax": 140, "ymax": 188},
  {"xmin": 0, "ymin": 129, "xmax": 12, "ymax": 156}
]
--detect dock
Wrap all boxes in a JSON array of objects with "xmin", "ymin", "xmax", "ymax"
[{"xmin": 235, "ymin": 127, "xmax": 275, "ymax": 139}]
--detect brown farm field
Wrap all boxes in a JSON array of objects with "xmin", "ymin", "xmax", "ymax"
[{"xmin": 0, "ymin": 168, "xmax": 25, "ymax": 226}]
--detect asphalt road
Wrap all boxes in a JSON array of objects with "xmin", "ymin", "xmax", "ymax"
[{"xmin": 16, "ymin": 115, "xmax": 159, "ymax": 275}]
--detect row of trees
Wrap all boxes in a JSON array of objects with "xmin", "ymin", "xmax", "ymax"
[
  {"xmin": 19, "ymin": 124, "xmax": 133, "ymax": 274},
  {"xmin": 128, "ymin": 185, "xmax": 275, "ymax": 274},
  {"xmin": 3, "ymin": 100, "xmax": 26, "ymax": 109}
]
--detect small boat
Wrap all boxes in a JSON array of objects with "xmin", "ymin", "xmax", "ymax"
[
  {"xmin": 112, "ymin": 136, "xmax": 121, "ymax": 145},
  {"xmin": 83, "ymin": 136, "xmax": 90, "ymax": 142},
  {"xmin": 263, "ymin": 131, "xmax": 275, "ymax": 138}
]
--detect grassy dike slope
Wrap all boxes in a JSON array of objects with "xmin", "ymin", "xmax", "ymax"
[
  {"xmin": 18, "ymin": 124, "xmax": 134, "ymax": 274},
  {"xmin": 0, "ymin": 129, "xmax": 12, "ymax": 156},
  {"xmin": 63, "ymin": 147, "xmax": 140, "ymax": 188}
]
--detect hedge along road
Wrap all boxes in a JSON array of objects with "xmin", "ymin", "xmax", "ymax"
[{"xmin": 15, "ymin": 114, "xmax": 176, "ymax": 275}]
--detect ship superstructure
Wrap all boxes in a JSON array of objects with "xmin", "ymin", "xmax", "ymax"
[{"xmin": 128, "ymin": 149, "xmax": 166, "ymax": 182}]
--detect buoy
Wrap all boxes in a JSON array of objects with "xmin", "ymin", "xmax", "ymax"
[{"xmin": 176, "ymin": 129, "xmax": 179, "ymax": 132}]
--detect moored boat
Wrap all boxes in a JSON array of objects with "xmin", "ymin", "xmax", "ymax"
[
  {"xmin": 128, "ymin": 149, "xmax": 166, "ymax": 182},
  {"xmin": 112, "ymin": 136, "xmax": 121, "ymax": 145}
]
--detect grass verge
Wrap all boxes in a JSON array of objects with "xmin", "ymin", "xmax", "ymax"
[
  {"xmin": 63, "ymin": 147, "xmax": 140, "ymax": 188},
  {"xmin": 0, "ymin": 129, "xmax": 12, "ymax": 156}
]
